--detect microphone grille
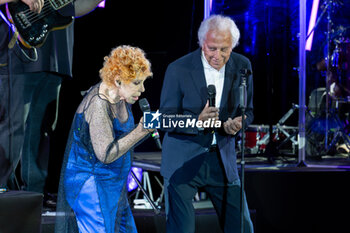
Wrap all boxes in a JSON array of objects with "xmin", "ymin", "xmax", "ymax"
[
  {"xmin": 139, "ymin": 98, "xmax": 151, "ymax": 112},
  {"xmin": 208, "ymin": 85, "xmax": 216, "ymax": 96},
  {"xmin": 240, "ymin": 69, "xmax": 252, "ymax": 76}
]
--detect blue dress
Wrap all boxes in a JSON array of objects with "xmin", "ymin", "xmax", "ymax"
[{"xmin": 55, "ymin": 83, "xmax": 138, "ymax": 233}]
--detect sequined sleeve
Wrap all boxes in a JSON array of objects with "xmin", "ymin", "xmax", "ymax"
[{"xmin": 85, "ymin": 96, "xmax": 119, "ymax": 163}]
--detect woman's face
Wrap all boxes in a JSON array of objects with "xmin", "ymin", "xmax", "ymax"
[{"xmin": 118, "ymin": 76, "xmax": 147, "ymax": 104}]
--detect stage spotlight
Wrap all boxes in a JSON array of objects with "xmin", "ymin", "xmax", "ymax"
[
  {"xmin": 306, "ymin": 0, "xmax": 320, "ymax": 51},
  {"xmin": 98, "ymin": 0, "xmax": 105, "ymax": 8},
  {"xmin": 127, "ymin": 167, "xmax": 143, "ymax": 192}
]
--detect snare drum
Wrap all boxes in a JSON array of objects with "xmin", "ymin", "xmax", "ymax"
[
  {"xmin": 245, "ymin": 124, "xmax": 269, "ymax": 154},
  {"xmin": 244, "ymin": 124, "xmax": 298, "ymax": 154}
]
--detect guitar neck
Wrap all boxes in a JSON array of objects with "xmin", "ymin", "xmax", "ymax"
[{"xmin": 49, "ymin": 0, "xmax": 74, "ymax": 10}]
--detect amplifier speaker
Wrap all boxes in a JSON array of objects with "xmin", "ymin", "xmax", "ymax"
[{"xmin": 0, "ymin": 191, "xmax": 43, "ymax": 233}]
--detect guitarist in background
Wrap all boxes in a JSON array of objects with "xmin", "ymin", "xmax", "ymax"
[{"xmin": 0, "ymin": 0, "xmax": 103, "ymax": 206}]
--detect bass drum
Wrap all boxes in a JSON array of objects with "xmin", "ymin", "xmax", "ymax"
[
  {"xmin": 308, "ymin": 87, "xmax": 327, "ymax": 117},
  {"xmin": 306, "ymin": 87, "xmax": 350, "ymax": 156}
]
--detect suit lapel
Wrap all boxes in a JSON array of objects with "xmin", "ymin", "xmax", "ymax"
[
  {"xmin": 190, "ymin": 49, "xmax": 207, "ymax": 105},
  {"xmin": 220, "ymin": 54, "xmax": 235, "ymax": 110}
]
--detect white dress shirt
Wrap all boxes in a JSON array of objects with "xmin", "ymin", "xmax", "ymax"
[
  {"xmin": 201, "ymin": 51, "xmax": 225, "ymax": 145},
  {"xmin": 201, "ymin": 51, "xmax": 225, "ymax": 108}
]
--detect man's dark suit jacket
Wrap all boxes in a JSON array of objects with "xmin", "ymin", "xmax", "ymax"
[{"xmin": 160, "ymin": 48, "xmax": 253, "ymax": 184}]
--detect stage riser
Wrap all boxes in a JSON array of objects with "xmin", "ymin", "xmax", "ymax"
[
  {"xmin": 31, "ymin": 169, "xmax": 350, "ymax": 233},
  {"xmin": 42, "ymin": 211, "xmax": 230, "ymax": 233},
  {"xmin": 245, "ymin": 170, "xmax": 350, "ymax": 233},
  {"xmin": 42, "ymin": 209, "xmax": 256, "ymax": 233}
]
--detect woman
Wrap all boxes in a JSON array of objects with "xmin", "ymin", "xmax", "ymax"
[{"xmin": 55, "ymin": 45, "xmax": 153, "ymax": 233}]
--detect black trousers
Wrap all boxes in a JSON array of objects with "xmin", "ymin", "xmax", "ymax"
[
  {"xmin": 164, "ymin": 149, "xmax": 254, "ymax": 233},
  {"xmin": 0, "ymin": 73, "xmax": 61, "ymax": 192}
]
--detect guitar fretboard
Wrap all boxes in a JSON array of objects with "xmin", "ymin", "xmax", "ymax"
[{"xmin": 49, "ymin": 0, "xmax": 73, "ymax": 10}]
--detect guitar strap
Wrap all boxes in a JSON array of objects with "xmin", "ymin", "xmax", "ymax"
[
  {"xmin": 8, "ymin": 28, "xmax": 18, "ymax": 49},
  {"xmin": 0, "ymin": 9, "xmax": 7, "ymax": 66}
]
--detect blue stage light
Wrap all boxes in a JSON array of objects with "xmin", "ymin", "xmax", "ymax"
[{"xmin": 127, "ymin": 167, "xmax": 143, "ymax": 192}]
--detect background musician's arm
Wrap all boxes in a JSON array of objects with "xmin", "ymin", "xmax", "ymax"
[{"xmin": 74, "ymin": 0, "xmax": 103, "ymax": 17}]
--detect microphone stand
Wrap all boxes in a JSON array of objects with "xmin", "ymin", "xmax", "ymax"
[
  {"xmin": 130, "ymin": 170, "xmax": 161, "ymax": 215},
  {"xmin": 325, "ymin": 0, "xmax": 333, "ymax": 152},
  {"xmin": 239, "ymin": 72, "xmax": 248, "ymax": 233}
]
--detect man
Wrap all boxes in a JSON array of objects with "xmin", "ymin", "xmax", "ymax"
[
  {"xmin": 160, "ymin": 15, "xmax": 254, "ymax": 232},
  {"xmin": 0, "ymin": 0, "xmax": 103, "ymax": 195}
]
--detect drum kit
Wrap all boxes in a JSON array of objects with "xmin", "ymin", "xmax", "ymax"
[
  {"xmin": 306, "ymin": 0, "xmax": 350, "ymax": 156},
  {"xmin": 242, "ymin": 0, "xmax": 350, "ymax": 157},
  {"xmin": 244, "ymin": 124, "xmax": 298, "ymax": 155},
  {"xmin": 242, "ymin": 105, "xmax": 299, "ymax": 156},
  {"xmin": 306, "ymin": 33, "xmax": 350, "ymax": 156}
]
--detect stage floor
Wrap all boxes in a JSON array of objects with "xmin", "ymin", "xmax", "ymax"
[{"xmin": 133, "ymin": 150, "xmax": 350, "ymax": 170}]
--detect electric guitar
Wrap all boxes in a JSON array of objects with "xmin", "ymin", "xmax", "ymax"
[{"xmin": 6, "ymin": 0, "xmax": 74, "ymax": 48}]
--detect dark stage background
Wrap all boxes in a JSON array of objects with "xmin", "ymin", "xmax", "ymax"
[{"xmin": 46, "ymin": 0, "xmax": 350, "ymax": 192}]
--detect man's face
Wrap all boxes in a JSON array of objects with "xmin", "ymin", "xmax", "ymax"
[{"xmin": 202, "ymin": 29, "xmax": 233, "ymax": 71}]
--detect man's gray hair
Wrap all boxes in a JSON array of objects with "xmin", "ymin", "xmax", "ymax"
[{"xmin": 198, "ymin": 15, "xmax": 240, "ymax": 48}]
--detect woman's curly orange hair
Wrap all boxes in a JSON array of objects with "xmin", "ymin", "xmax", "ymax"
[{"xmin": 99, "ymin": 45, "xmax": 152, "ymax": 86}]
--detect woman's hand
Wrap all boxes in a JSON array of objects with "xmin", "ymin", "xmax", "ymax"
[{"xmin": 137, "ymin": 117, "xmax": 155, "ymax": 134}]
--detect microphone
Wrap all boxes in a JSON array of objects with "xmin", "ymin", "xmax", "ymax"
[
  {"xmin": 207, "ymin": 85, "xmax": 216, "ymax": 107},
  {"xmin": 239, "ymin": 69, "xmax": 251, "ymax": 108},
  {"xmin": 139, "ymin": 98, "xmax": 162, "ymax": 150},
  {"xmin": 240, "ymin": 69, "xmax": 252, "ymax": 77},
  {"xmin": 239, "ymin": 83, "xmax": 247, "ymax": 108}
]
